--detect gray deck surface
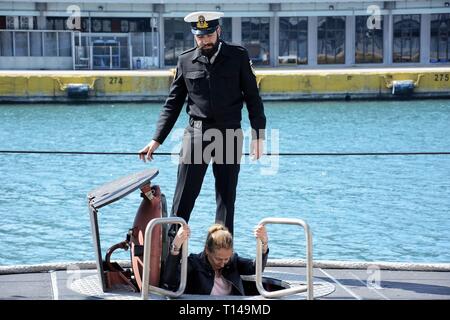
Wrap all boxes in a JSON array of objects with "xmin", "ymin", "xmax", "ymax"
[{"xmin": 1, "ymin": 266, "xmax": 449, "ymax": 300}]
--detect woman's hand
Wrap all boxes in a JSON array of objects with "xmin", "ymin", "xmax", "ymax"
[
  {"xmin": 171, "ymin": 224, "xmax": 191, "ymax": 254},
  {"xmin": 254, "ymin": 224, "xmax": 268, "ymax": 253}
]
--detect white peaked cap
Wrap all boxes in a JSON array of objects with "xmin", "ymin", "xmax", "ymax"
[{"xmin": 184, "ymin": 11, "xmax": 224, "ymax": 23}]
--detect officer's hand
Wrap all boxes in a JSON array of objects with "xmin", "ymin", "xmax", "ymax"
[
  {"xmin": 251, "ymin": 139, "xmax": 264, "ymax": 160},
  {"xmin": 138, "ymin": 140, "xmax": 160, "ymax": 162}
]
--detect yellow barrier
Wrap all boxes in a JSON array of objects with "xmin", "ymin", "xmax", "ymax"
[
  {"xmin": 0, "ymin": 68, "xmax": 449, "ymax": 101},
  {"xmin": 0, "ymin": 72, "xmax": 172, "ymax": 99},
  {"xmin": 255, "ymin": 69, "xmax": 450, "ymax": 95}
]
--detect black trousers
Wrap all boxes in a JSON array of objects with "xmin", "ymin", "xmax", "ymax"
[{"xmin": 171, "ymin": 121, "xmax": 243, "ymax": 235}]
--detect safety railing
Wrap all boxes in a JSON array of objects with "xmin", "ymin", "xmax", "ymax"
[
  {"xmin": 255, "ymin": 217, "xmax": 314, "ymax": 300},
  {"xmin": 141, "ymin": 217, "xmax": 188, "ymax": 300}
]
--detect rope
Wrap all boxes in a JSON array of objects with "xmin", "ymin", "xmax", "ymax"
[
  {"xmin": 268, "ymin": 259, "xmax": 450, "ymax": 271},
  {"xmin": 2, "ymin": 259, "xmax": 450, "ymax": 274},
  {"xmin": 1, "ymin": 150, "xmax": 450, "ymax": 157}
]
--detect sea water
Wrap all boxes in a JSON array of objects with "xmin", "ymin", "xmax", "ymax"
[{"xmin": 0, "ymin": 100, "xmax": 449, "ymax": 265}]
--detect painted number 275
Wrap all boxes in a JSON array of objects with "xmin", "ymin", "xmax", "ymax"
[{"xmin": 434, "ymin": 74, "xmax": 449, "ymax": 81}]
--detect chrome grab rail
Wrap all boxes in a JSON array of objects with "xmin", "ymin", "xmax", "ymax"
[
  {"xmin": 141, "ymin": 217, "xmax": 188, "ymax": 300},
  {"xmin": 256, "ymin": 217, "xmax": 314, "ymax": 300}
]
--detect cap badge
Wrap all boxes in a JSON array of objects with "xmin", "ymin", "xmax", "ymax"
[{"xmin": 197, "ymin": 15, "xmax": 209, "ymax": 29}]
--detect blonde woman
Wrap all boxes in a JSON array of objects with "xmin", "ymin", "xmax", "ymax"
[{"xmin": 162, "ymin": 224, "xmax": 269, "ymax": 295}]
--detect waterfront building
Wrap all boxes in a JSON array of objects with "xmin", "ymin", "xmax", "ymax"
[{"xmin": 0, "ymin": 0, "xmax": 449, "ymax": 70}]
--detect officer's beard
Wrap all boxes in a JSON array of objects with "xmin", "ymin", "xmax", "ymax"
[{"xmin": 200, "ymin": 37, "xmax": 220, "ymax": 59}]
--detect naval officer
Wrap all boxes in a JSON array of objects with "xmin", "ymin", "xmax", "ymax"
[{"xmin": 139, "ymin": 11, "xmax": 266, "ymax": 235}]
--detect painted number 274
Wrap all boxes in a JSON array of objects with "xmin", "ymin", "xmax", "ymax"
[{"xmin": 109, "ymin": 77, "xmax": 123, "ymax": 84}]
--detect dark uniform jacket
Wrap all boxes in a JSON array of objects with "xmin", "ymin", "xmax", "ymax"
[
  {"xmin": 153, "ymin": 40, "xmax": 266, "ymax": 144},
  {"xmin": 161, "ymin": 249, "xmax": 269, "ymax": 295}
]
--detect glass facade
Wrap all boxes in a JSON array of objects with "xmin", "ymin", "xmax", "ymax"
[
  {"xmin": 97, "ymin": 18, "xmax": 152, "ymax": 33},
  {"xmin": 220, "ymin": 18, "xmax": 232, "ymax": 42},
  {"xmin": 317, "ymin": 16, "xmax": 345, "ymax": 64},
  {"xmin": 164, "ymin": 18, "xmax": 194, "ymax": 66},
  {"xmin": 131, "ymin": 31, "xmax": 159, "ymax": 68},
  {"xmin": 242, "ymin": 17, "xmax": 270, "ymax": 66},
  {"xmin": 430, "ymin": 14, "xmax": 450, "ymax": 63},
  {"xmin": 47, "ymin": 17, "xmax": 88, "ymax": 32},
  {"xmin": 47, "ymin": 17, "xmax": 156, "ymax": 33},
  {"xmin": 1, "ymin": 10, "xmax": 449, "ymax": 68},
  {"xmin": 279, "ymin": 17, "xmax": 308, "ymax": 65},
  {"xmin": 393, "ymin": 15, "xmax": 420, "ymax": 63},
  {"xmin": 0, "ymin": 30, "xmax": 72, "ymax": 57},
  {"xmin": 355, "ymin": 15, "xmax": 383, "ymax": 63}
]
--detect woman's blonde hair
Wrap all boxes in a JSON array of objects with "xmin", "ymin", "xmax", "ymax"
[{"xmin": 204, "ymin": 224, "xmax": 233, "ymax": 253}]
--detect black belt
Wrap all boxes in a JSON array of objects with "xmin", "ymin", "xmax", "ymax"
[
  {"xmin": 189, "ymin": 117, "xmax": 215, "ymax": 126},
  {"xmin": 189, "ymin": 117, "xmax": 240, "ymax": 129}
]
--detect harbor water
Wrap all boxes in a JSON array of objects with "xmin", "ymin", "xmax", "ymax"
[{"xmin": 0, "ymin": 100, "xmax": 449, "ymax": 265}]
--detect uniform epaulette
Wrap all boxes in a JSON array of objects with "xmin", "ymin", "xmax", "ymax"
[{"xmin": 180, "ymin": 47, "xmax": 197, "ymax": 55}]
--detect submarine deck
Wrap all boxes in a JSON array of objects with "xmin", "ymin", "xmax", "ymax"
[{"xmin": 1, "ymin": 264, "xmax": 449, "ymax": 300}]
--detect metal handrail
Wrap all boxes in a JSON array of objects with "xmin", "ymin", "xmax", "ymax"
[
  {"xmin": 141, "ymin": 217, "xmax": 188, "ymax": 300},
  {"xmin": 255, "ymin": 217, "xmax": 314, "ymax": 300}
]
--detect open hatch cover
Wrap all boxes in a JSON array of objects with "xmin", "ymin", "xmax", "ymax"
[{"xmin": 88, "ymin": 168, "xmax": 159, "ymax": 210}]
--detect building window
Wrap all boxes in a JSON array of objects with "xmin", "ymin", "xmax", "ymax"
[
  {"xmin": 279, "ymin": 17, "xmax": 307, "ymax": 65},
  {"xmin": 58, "ymin": 32, "xmax": 72, "ymax": 56},
  {"xmin": 242, "ymin": 17, "xmax": 270, "ymax": 66},
  {"xmin": 317, "ymin": 16, "xmax": 345, "ymax": 64},
  {"xmin": 0, "ymin": 31, "xmax": 13, "ymax": 55},
  {"xmin": 14, "ymin": 32, "xmax": 28, "ymax": 56},
  {"xmin": 393, "ymin": 15, "xmax": 420, "ymax": 63},
  {"xmin": 355, "ymin": 15, "xmax": 383, "ymax": 63},
  {"xmin": 129, "ymin": 18, "xmax": 159, "ymax": 68},
  {"xmin": 164, "ymin": 18, "xmax": 193, "ymax": 66},
  {"xmin": 430, "ymin": 14, "xmax": 450, "ymax": 63},
  {"xmin": 30, "ymin": 32, "xmax": 43, "ymax": 56},
  {"xmin": 131, "ymin": 33, "xmax": 145, "ymax": 57},
  {"xmin": 145, "ymin": 30, "xmax": 158, "ymax": 57},
  {"xmin": 0, "ymin": 16, "xmax": 6, "ymax": 29},
  {"xmin": 144, "ymin": 31, "xmax": 159, "ymax": 68},
  {"xmin": 43, "ymin": 32, "xmax": 57, "ymax": 56}
]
